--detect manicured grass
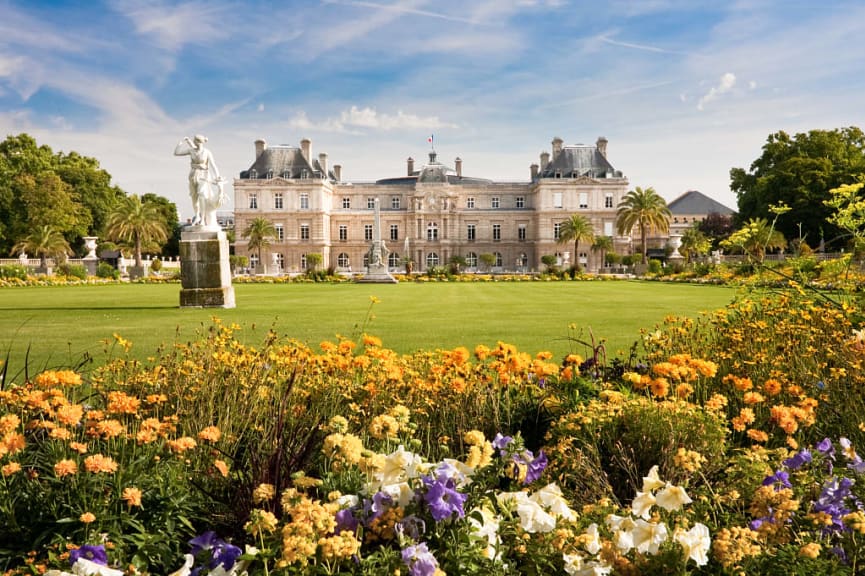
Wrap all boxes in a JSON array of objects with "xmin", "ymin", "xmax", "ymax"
[{"xmin": 0, "ymin": 281, "xmax": 736, "ymax": 380}]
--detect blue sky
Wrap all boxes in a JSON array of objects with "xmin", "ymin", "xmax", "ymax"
[{"xmin": 2, "ymin": 0, "xmax": 864, "ymax": 220}]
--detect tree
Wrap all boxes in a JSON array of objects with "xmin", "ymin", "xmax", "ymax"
[
  {"xmin": 479, "ymin": 253, "xmax": 496, "ymax": 271},
  {"xmin": 679, "ymin": 224, "xmax": 711, "ymax": 263},
  {"xmin": 616, "ymin": 186, "xmax": 671, "ymax": 264},
  {"xmin": 141, "ymin": 193, "xmax": 180, "ymax": 257},
  {"xmin": 12, "ymin": 225, "xmax": 71, "ymax": 271},
  {"xmin": 697, "ymin": 212, "xmax": 735, "ymax": 250},
  {"xmin": 557, "ymin": 214, "xmax": 594, "ymax": 269},
  {"xmin": 591, "ymin": 235, "xmax": 614, "ymax": 270},
  {"xmin": 731, "ymin": 127, "xmax": 865, "ymax": 250},
  {"xmin": 105, "ymin": 195, "xmax": 169, "ymax": 269},
  {"xmin": 720, "ymin": 218, "xmax": 787, "ymax": 263},
  {"xmin": 242, "ymin": 217, "xmax": 276, "ymax": 270},
  {"xmin": 306, "ymin": 253, "xmax": 323, "ymax": 272}
]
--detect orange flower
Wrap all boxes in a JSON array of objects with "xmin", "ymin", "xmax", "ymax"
[
  {"xmin": 35, "ymin": 370, "xmax": 82, "ymax": 388},
  {"xmin": 362, "ymin": 334, "xmax": 382, "ymax": 348},
  {"xmin": 84, "ymin": 454, "xmax": 118, "ymax": 474},
  {"xmin": 69, "ymin": 442, "xmax": 88, "ymax": 454},
  {"xmin": 198, "ymin": 426, "xmax": 222, "ymax": 443},
  {"xmin": 747, "ymin": 429, "xmax": 769, "ymax": 443},
  {"xmin": 80, "ymin": 512, "xmax": 96, "ymax": 524},
  {"xmin": 122, "ymin": 487, "xmax": 143, "ymax": 507},
  {"xmin": 214, "ymin": 459, "xmax": 229, "ymax": 478},
  {"xmin": 167, "ymin": 437, "xmax": 197, "ymax": 453},
  {"xmin": 95, "ymin": 419, "xmax": 125, "ymax": 439},
  {"xmin": 675, "ymin": 383, "xmax": 694, "ymax": 399},
  {"xmin": 0, "ymin": 414, "xmax": 20, "ymax": 434},
  {"xmin": 762, "ymin": 379, "xmax": 783, "ymax": 396},
  {"xmin": 1, "ymin": 431, "xmax": 26, "ymax": 456},
  {"xmin": 649, "ymin": 378, "xmax": 670, "ymax": 398},
  {"xmin": 49, "ymin": 427, "xmax": 72, "ymax": 441},
  {"xmin": 54, "ymin": 459, "xmax": 78, "ymax": 477},
  {"xmin": 2, "ymin": 462, "xmax": 21, "ymax": 476},
  {"xmin": 744, "ymin": 391, "xmax": 765, "ymax": 405},
  {"xmin": 107, "ymin": 391, "xmax": 141, "ymax": 415}
]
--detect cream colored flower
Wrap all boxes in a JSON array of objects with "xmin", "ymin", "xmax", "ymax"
[{"xmin": 656, "ymin": 483, "xmax": 693, "ymax": 512}]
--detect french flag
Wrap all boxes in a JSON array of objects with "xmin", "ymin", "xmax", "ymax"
[{"xmin": 428, "ymin": 134, "xmax": 434, "ymax": 144}]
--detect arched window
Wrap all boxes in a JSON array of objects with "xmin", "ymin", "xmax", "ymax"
[
  {"xmin": 493, "ymin": 252, "xmax": 503, "ymax": 267},
  {"xmin": 337, "ymin": 253, "xmax": 350, "ymax": 268},
  {"xmin": 427, "ymin": 222, "xmax": 439, "ymax": 241},
  {"xmin": 426, "ymin": 252, "xmax": 439, "ymax": 268},
  {"xmin": 388, "ymin": 252, "xmax": 400, "ymax": 268},
  {"xmin": 465, "ymin": 252, "xmax": 478, "ymax": 268},
  {"xmin": 517, "ymin": 252, "xmax": 528, "ymax": 267}
]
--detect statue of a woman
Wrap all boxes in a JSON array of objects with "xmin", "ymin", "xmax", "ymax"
[{"xmin": 174, "ymin": 135, "xmax": 224, "ymax": 228}]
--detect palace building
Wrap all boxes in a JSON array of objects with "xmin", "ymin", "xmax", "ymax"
[{"xmin": 232, "ymin": 136, "xmax": 632, "ymax": 274}]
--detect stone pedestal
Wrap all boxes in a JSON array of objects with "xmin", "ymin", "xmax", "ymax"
[
  {"xmin": 179, "ymin": 228, "xmax": 235, "ymax": 308},
  {"xmin": 357, "ymin": 261, "xmax": 398, "ymax": 283}
]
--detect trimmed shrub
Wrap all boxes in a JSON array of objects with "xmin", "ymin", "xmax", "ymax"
[{"xmin": 96, "ymin": 262, "xmax": 120, "ymax": 279}]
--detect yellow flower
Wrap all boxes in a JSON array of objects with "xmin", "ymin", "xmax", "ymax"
[
  {"xmin": 2, "ymin": 462, "xmax": 22, "ymax": 476},
  {"xmin": 122, "ymin": 487, "xmax": 143, "ymax": 507},
  {"xmin": 464, "ymin": 430, "xmax": 486, "ymax": 446},
  {"xmin": 214, "ymin": 459, "xmax": 229, "ymax": 478},
  {"xmin": 253, "ymin": 483, "xmax": 276, "ymax": 504},
  {"xmin": 80, "ymin": 512, "xmax": 96, "ymax": 524},
  {"xmin": 245, "ymin": 509, "xmax": 279, "ymax": 536},
  {"xmin": 198, "ymin": 426, "xmax": 222, "ymax": 443},
  {"xmin": 54, "ymin": 459, "xmax": 78, "ymax": 478},
  {"xmin": 799, "ymin": 542, "xmax": 821, "ymax": 559},
  {"xmin": 167, "ymin": 437, "xmax": 197, "ymax": 453}
]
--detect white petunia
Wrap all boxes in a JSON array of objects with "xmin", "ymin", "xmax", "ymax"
[
  {"xmin": 632, "ymin": 518, "xmax": 669, "ymax": 555},
  {"xmin": 655, "ymin": 483, "xmax": 693, "ymax": 512},
  {"xmin": 606, "ymin": 514, "xmax": 637, "ymax": 553},
  {"xmin": 70, "ymin": 559, "xmax": 125, "ymax": 576},
  {"xmin": 531, "ymin": 483, "xmax": 577, "ymax": 521},
  {"xmin": 642, "ymin": 464, "xmax": 665, "ymax": 492},
  {"xmin": 583, "ymin": 523, "xmax": 602, "ymax": 555},
  {"xmin": 674, "ymin": 522, "xmax": 711, "ymax": 566},
  {"xmin": 469, "ymin": 506, "xmax": 502, "ymax": 560},
  {"xmin": 631, "ymin": 490, "xmax": 656, "ymax": 519},
  {"xmin": 516, "ymin": 498, "xmax": 558, "ymax": 533}
]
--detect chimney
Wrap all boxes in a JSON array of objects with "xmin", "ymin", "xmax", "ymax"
[
  {"xmin": 530, "ymin": 163, "xmax": 539, "ymax": 180},
  {"xmin": 596, "ymin": 136, "xmax": 608, "ymax": 158},
  {"xmin": 254, "ymin": 139, "xmax": 267, "ymax": 158},
  {"xmin": 333, "ymin": 164, "xmax": 342, "ymax": 182},
  {"xmin": 540, "ymin": 151, "xmax": 550, "ymax": 168},
  {"xmin": 319, "ymin": 153, "xmax": 328, "ymax": 178},
  {"xmin": 551, "ymin": 137, "xmax": 564, "ymax": 162},
  {"xmin": 455, "ymin": 157, "xmax": 462, "ymax": 178},
  {"xmin": 300, "ymin": 138, "xmax": 311, "ymax": 162},
  {"xmin": 407, "ymin": 157, "xmax": 415, "ymax": 176}
]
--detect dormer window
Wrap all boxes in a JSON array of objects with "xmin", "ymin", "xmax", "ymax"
[
  {"xmin": 249, "ymin": 169, "xmax": 257, "ymax": 179},
  {"xmin": 266, "ymin": 169, "xmax": 273, "ymax": 179},
  {"xmin": 301, "ymin": 168, "xmax": 309, "ymax": 179},
  {"xmin": 283, "ymin": 170, "xmax": 291, "ymax": 179}
]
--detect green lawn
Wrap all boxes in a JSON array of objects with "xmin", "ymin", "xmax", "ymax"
[{"xmin": 0, "ymin": 281, "xmax": 737, "ymax": 379}]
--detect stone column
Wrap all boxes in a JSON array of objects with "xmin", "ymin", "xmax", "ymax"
[{"xmin": 179, "ymin": 228, "xmax": 236, "ymax": 308}]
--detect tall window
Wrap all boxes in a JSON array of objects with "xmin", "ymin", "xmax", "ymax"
[
  {"xmin": 491, "ymin": 197, "xmax": 500, "ymax": 209},
  {"xmin": 390, "ymin": 224, "xmax": 399, "ymax": 241},
  {"xmin": 553, "ymin": 192, "xmax": 562, "ymax": 209},
  {"xmin": 339, "ymin": 225, "xmax": 348, "ymax": 241},
  {"xmin": 467, "ymin": 224, "xmax": 476, "ymax": 241},
  {"xmin": 391, "ymin": 196, "xmax": 400, "ymax": 209},
  {"xmin": 364, "ymin": 224, "xmax": 373, "ymax": 241},
  {"xmin": 388, "ymin": 252, "xmax": 400, "ymax": 268},
  {"xmin": 492, "ymin": 224, "xmax": 501, "ymax": 241},
  {"xmin": 249, "ymin": 254, "xmax": 259, "ymax": 270},
  {"xmin": 427, "ymin": 222, "xmax": 439, "ymax": 241},
  {"xmin": 554, "ymin": 222, "xmax": 562, "ymax": 239},
  {"xmin": 367, "ymin": 197, "xmax": 375, "ymax": 209},
  {"xmin": 300, "ymin": 193, "xmax": 310, "ymax": 209},
  {"xmin": 300, "ymin": 224, "xmax": 310, "ymax": 240},
  {"xmin": 605, "ymin": 193, "xmax": 614, "ymax": 208},
  {"xmin": 300, "ymin": 254, "xmax": 307, "ymax": 269},
  {"xmin": 275, "ymin": 253, "xmax": 284, "ymax": 270},
  {"xmin": 466, "ymin": 197, "xmax": 475, "ymax": 208},
  {"xmin": 465, "ymin": 252, "xmax": 478, "ymax": 268},
  {"xmin": 342, "ymin": 197, "xmax": 351, "ymax": 209},
  {"xmin": 518, "ymin": 224, "xmax": 527, "ymax": 241},
  {"xmin": 516, "ymin": 196, "xmax": 525, "ymax": 208},
  {"xmin": 275, "ymin": 224, "xmax": 284, "ymax": 242},
  {"xmin": 517, "ymin": 253, "xmax": 528, "ymax": 267},
  {"xmin": 249, "ymin": 193, "xmax": 258, "ymax": 209},
  {"xmin": 274, "ymin": 192, "xmax": 284, "ymax": 209},
  {"xmin": 494, "ymin": 252, "xmax": 503, "ymax": 267},
  {"xmin": 579, "ymin": 192, "xmax": 588, "ymax": 209},
  {"xmin": 337, "ymin": 253, "xmax": 350, "ymax": 268},
  {"xmin": 604, "ymin": 221, "xmax": 614, "ymax": 236},
  {"xmin": 426, "ymin": 252, "xmax": 439, "ymax": 268}
]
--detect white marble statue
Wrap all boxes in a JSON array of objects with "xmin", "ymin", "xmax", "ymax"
[{"xmin": 174, "ymin": 135, "xmax": 226, "ymax": 229}]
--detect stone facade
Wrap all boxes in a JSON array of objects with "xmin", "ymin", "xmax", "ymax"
[{"xmin": 233, "ymin": 137, "xmax": 631, "ymax": 273}]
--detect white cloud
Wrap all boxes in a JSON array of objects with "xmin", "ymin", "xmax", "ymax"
[
  {"xmin": 287, "ymin": 106, "xmax": 458, "ymax": 134},
  {"xmin": 257, "ymin": 103, "xmax": 265, "ymax": 112},
  {"xmin": 110, "ymin": 0, "xmax": 227, "ymax": 51},
  {"xmin": 697, "ymin": 72, "xmax": 736, "ymax": 111}
]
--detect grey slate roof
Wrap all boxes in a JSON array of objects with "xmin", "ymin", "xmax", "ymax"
[
  {"xmin": 539, "ymin": 146, "xmax": 622, "ymax": 179},
  {"xmin": 376, "ymin": 151, "xmax": 492, "ymax": 185},
  {"xmin": 240, "ymin": 146, "xmax": 332, "ymax": 180},
  {"xmin": 668, "ymin": 190, "xmax": 735, "ymax": 215}
]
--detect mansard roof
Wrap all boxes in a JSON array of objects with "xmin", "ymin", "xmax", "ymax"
[
  {"xmin": 668, "ymin": 190, "xmax": 735, "ymax": 215},
  {"xmin": 539, "ymin": 145, "xmax": 622, "ymax": 179},
  {"xmin": 239, "ymin": 146, "xmax": 332, "ymax": 180}
]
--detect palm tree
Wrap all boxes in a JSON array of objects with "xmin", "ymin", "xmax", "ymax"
[
  {"xmin": 105, "ymin": 195, "xmax": 169, "ymax": 269},
  {"xmin": 557, "ymin": 214, "xmax": 594, "ymax": 269},
  {"xmin": 616, "ymin": 186, "xmax": 671, "ymax": 264},
  {"xmin": 12, "ymin": 225, "xmax": 71, "ymax": 272},
  {"xmin": 679, "ymin": 225, "xmax": 710, "ymax": 264},
  {"xmin": 591, "ymin": 235, "xmax": 614, "ymax": 270},
  {"xmin": 242, "ymin": 217, "xmax": 276, "ymax": 272}
]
